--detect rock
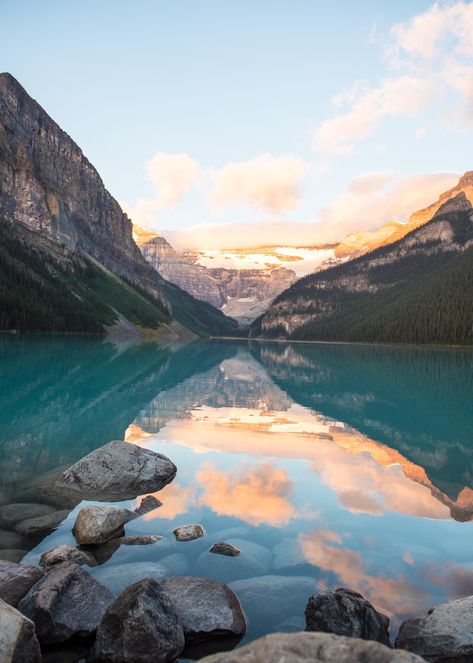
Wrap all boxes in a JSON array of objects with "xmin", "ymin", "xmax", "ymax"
[
  {"xmin": 173, "ymin": 524, "xmax": 205, "ymax": 542},
  {"xmin": 210, "ymin": 543, "xmax": 241, "ymax": 557},
  {"xmin": 88, "ymin": 578, "xmax": 184, "ymax": 663},
  {"xmin": 0, "ymin": 598, "xmax": 42, "ymax": 662},
  {"xmin": 272, "ymin": 537, "xmax": 306, "ymax": 570},
  {"xmin": 0, "ymin": 550, "xmax": 28, "ymax": 563},
  {"xmin": 118, "ymin": 535, "xmax": 162, "ymax": 545},
  {"xmin": 0, "ymin": 530, "xmax": 24, "ymax": 550},
  {"xmin": 0, "ymin": 561, "xmax": 43, "ymax": 607},
  {"xmin": 18, "ymin": 561, "xmax": 113, "ymax": 644},
  {"xmin": 55, "ymin": 440, "xmax": 177, "ymax": 501},
  {"xmin": 229, "ymin": 575, "xmax": 317, "ymax": 628},
  {"xmin": 198, "ymin": 539, "xmax": 271, "ymax": 582},
  {"xmin": 395, "ymin": 595, "xmax": 473, "ymax": 662},
  {"xmin": 158, "ymin": 553, "xmax": 189, "ymax": 576},
  {"xmin": 73, "ymin": 506, "xmax": 128, "ymax": 545},
  {"xmin": 14, "ymin": 510, "xmax": 70, "ymax": 536},
  {"xmin": 306, "ymin": 588, "xmax": 391, "ymax": 646},
  {"xmin": 134, "ymin": 495, "xmax": 162, "ymax": 516},
  {"xmin": 39, "ymin": 544, "xmax": 96, "ymax": 569},
  {"xmin": 90, "ymin": 562, "xmax": 168, "ymax": 594},
  {"xmin": 161, "ymin": 576, "xmax": 246, "ymax": 643},
  {"xmin": 199, "ymin": 632, "xmax": 427, "ymax": 662},
  {"xmin": 90, "ymin": 538, "xmax": 123, "ymax": 565},
  {"xmin": 0, "ymin": 503, "xmax": 57, "ymax": 528}
]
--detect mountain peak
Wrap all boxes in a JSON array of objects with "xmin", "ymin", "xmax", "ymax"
[{"xmin": 433, "ymin": 191, "xmax": 472, "ymax": 217}]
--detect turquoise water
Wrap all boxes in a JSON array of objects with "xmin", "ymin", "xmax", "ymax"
[{"xmin": 1, "ymin": 336, "xmax": 473, "ymax": 651}]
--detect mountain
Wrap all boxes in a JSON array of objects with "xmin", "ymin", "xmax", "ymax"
[
  {"xmin": 135, "ymin": 228, "xmax": 296, "ymax": 325},
  {"xmin": 251, "ymin": 181, "xmax": 473, "ymax": 345},
  {"xmin": 0, "ymin": 72, "xmax": 237, "ymax": 337}
]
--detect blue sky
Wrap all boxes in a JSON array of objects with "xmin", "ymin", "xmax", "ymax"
[{"xmin": 2, "ymin": 0, "xmax": 473, "ymax": 247}]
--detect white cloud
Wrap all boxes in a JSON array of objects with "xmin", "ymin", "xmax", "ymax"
[
  {"xmin": 208, "ymin": 154, "xmax": 309, "ymax": 214},
  {"xmin": 146, "ymin": 151, "xmax": 201, "ymax": 207},
  {"xmin": 312, "ymin": 1, "xmax": 473, "ymax": 157}
]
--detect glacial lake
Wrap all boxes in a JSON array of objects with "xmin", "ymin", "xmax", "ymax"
[{"xmin": 1, "ymin": 336, "xmax": 473, "ymax": 654}]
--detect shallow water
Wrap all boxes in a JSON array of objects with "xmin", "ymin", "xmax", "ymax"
[{"xmin": 1, "ymin": 336, "xmax": 473, "ymax": 652}]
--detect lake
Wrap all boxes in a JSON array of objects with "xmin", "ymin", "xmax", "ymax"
[{"xmin": 1, "ymin": 336, "xmax": 473, "ymax": 655}]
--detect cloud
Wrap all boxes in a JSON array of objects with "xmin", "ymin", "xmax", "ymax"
[
  {"xmin": 312, "ymin": 2, "xmax": 473, "ymax": 156},
  {"xmin": 208, "ymin": 154, "xmax": 309, "ymax": 214},
  {"xmin": 146, "ymin": 152, "xmax": 201, "ymax": 207}
]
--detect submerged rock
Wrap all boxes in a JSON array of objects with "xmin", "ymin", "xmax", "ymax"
[
  {"xmin": 0, "ymin": 529, "xmax": 24, "ymax": 550},
  {"xmin": 91, "ymin": 561, "xmax": 168, "ymax": 594},
  {"xmin": 0, "ymin": 561, "xmax": 43, "ymax": 607},
  {"xmin": 305, "ymin": 588, "xmax": 391, "ymax": 646},
  {"xmin": 173, "ymin": 524, "xmax": 205, "ymax": 542},
  {"xmin": 0, "ymin": 598, "xmax": 42, "ymax": 663},
  {"xmin": 210, "ymin": 543, "xmax": 241, "ymax": 557},
  {"xmin": 39, "ymin": 544, "xmax": 97, "ymax": 569},
  {"xmin": 0, "ymin": 549, "xmax": 28, "ymax": 563},
  {"xmin": 134, "ymin": 495, "xmax": 163, "ymax": 516},
  {"xmin": 14, "ymin": 510, "xmax": 70, "ymax": 536},
  {"xmin": 0, "ymin": 503, "xmax": 57, "ymax": 528},
  {"xmin": 55, "ymin": 440, "xmax": 177, "ymax": 501},
  {"xmin": 161, "ymin": 576, "xmax": 246, "ymax": 643},
  {"xmin": 73, "ymin": 506, "xmax": 128, "ymax": 545},
  {"xmin": 88, "ymin": 578, "xmax": 184, "ymax": 663},
  {"xmin": 396, "ymin": 595, "xmax": 473, "ymax": 662},
  {"xmin": 18, "ymin": 561, "xmax": 113, "ymax": 644},
  {"xmin": 118, "ymin": 535, "xmax": 162, "ymax": 545},
  {"xmin": 199, "ymin": 632, "xmax": 427, "ymax": 662}
]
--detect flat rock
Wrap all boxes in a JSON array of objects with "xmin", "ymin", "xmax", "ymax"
[
  {"xmin": 0, "ymin": 598, "xmax": 42, "ymax": 663},
  {"xmin": 306, "ymin": 587, "xmax": 391, "ymax": 646},
  {"xmin": 88, "ymin": 578, "xmax": 184, "ymax": 663},
  {"xmin": 161, "ymin": 576, "xmax": 246, "ymax": 643},
  {"xmin": 199, "ymin": 632, "xmax": 427, "ymax": 662},
  {"xmin": 396, "ymin": 595, "xmax": 473, "ymax": 662},
  {"xmin": 0, "ymin": 550, "xmax": 28, "ymax": 563},
  {"xmin": 14, "ymin": 510, "xmax": 70, "ymax": 536},
  {"xmin": 39, "ymin": 544, "xmax": 97, "ymax": 569},
  {"xmin": 73, "ymin": 506, "xmax": 128, "ymax": 545},
  {"xmin": 173, "ymin": 524, "xmax": 205, "ymax": 542},
  {"xmin": 91, "ymin": 561, "xmax": 168, "ymax": 593},
  {"xmin": 0, "ymin": 503, "xmax": 57, "ymax": 528},
  {"xmin": 134, "ymin": 495, "xmax": 163, "ymax": 516},
  {"xmin": 55, "ymin": 440, "xmax": 177, "ymax": 501},
  {"xmin": 0, "ymin": 561, "xmax": 44, "ymax": 607},
  {"xmin": 0, "ymin": 530, "xmax": 24, "ymax": 550},
  {"xmin": 118, "ymin": 535, "xmax": 162, "ymax": 545},
  {"xmin": 18, "ymin": 561, "xmax": 113, "ymax": 645},
  {"xmin": 210, "ymin": 543, "xmax": 241, "ymax": 557}
]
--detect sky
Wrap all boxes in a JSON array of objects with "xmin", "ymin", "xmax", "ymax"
[{"xmin": 2, "ymin": 0, "xmax": 473, "ymax": 248}]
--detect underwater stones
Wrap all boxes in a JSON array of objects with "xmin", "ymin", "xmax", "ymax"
[
  {"xmin": 0, "ymin": 598, "xmax": 42, "ymax": 663},
  {"xmin": 18, "ymin": 562, "xmax": 113, "ymax": 644},
  {"xmin": 73, "ymin": 506, "xmax": 128, "ymax": 546},
  {"xmin": 209, "ymin": 543, "xmax": 241, "ymax": 557},
  {"xmin": 55, "ymin": 440, "xmax": 177, "ymax": 501},
  {"xmin": 88, "ymin": 578, "xmax": 184, "ymax": 663},
  {"xmin": 14, "ymin": 510, "xmax": 70, "ymax": 536},
  {"xmin": 118, "ymin": 535, "xmax": 161, "ymax": 545},
  {"xmin": 173, "ymin": 524, "xmax": 205, "ymax": 542},
  {"xmin": 0, "ymin": 503, "xmax": 57, "ymax": 528},
  {"xmin": 305, "ymin": 588, "xmax": 391, "ymax": 646},
  {"xmin": 0, "ymin": 549, "xmax": 28, "ymax": 563},
  {"xmin": 198, "ymin": 539, "xmax": 271, "ymax": 583},
  {"xmin": 0, "ymin": 561, "xmax": 43, "ymax": 607},
  {"xmin": 39, "ymin": 544, "xmax": 97, "ymax": 569},
  {"xmin": 91, "ymin": 562, "xmax": 169, "ymax": 594},
  {"xmin": 161, "ymin": 576, "xmax": 246, "ymax": 643},
  {"xmin": 0, "ymin": 530, "xmax": 24, "ymax": 550}
]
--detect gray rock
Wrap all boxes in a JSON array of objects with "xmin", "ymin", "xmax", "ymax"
[
  {"xmin": 272, "ymin": 537, "xmax": 306, "ymax": 570},
  {"xmin": 88, "ymin": 578, "xmax": 184, "ymax": 663},
  {"xmin": 39, "ymin": 544, "xmax": 96, "ymax": 569},
  {"xmin": 91, "ymin": 561, "xmax": 168, "ymax": 593},
  {"xmin": 0, "ymin": 561, "xmax": 43, "ymax": 607},
  {"xmin": 0, "ymin": 550, "xmax": 28, "ymax": 563},
  {"xmin": 161, "ymin": 576, "xmax": 246, "ymax": 643},
  {"xmin": 14, "ymin": 510, "xmax": 70, "ymax": 536},
  {"xmin": 173, "ymin": 524, "xmax": 205, "ymax": 542},
  {"xmin": 198, "ymin": 539, "xmax": 271, "ymax": 583},
  {"xmin": 134, "ymin": 495, "xmax": 163, "ymax": 516},
  {"xmin": 210, "ymin": 543, "xmax": 241, "ymax": 557},
  {"xmin": 118, "ymin": 535, "xmax": 162, "ymax": 545},
  {"xmin": 18, "ymin": 561, "xmax": 113, "ymax": 644},
  {"xmin": 73, "ymin": 506, "xmax": 128, "ymax": 545},
  {"xmin": 0, "ymin": 598, "xmax": 42, "ymax": 662},
  {"xmin": 0, "ymin": 503, "xmax": 57, "ymax": 528},
  {"xmin": 55, "ymin": 440, "xmax": 177, "ymax": 501},
  {"xmin": 0, "ymin": 530, "xmax": 24, "ymax": 550},
  {"xmin": 199, "ymin": 632, "xmax": 427, "ymax": 662},
  {"xmin": 158, "ymin": 553, "xmax": 189, "ymax": 576},
  {"xmin": 395, "ymin": 595, "xmax": 473, "ymax": 662},
  {"xmin": 306, "ymin": 587, "xmax": 391, "ymax": 646}
]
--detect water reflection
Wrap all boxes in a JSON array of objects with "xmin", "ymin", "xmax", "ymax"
[{"xmin": 2, "ymin": 336, "xmax": 473, "ymax": 644}]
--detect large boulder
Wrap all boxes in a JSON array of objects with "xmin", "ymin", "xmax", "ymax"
[
  {"xmin": 161, "ymin": 576, "xmax": 246, "ymax": 643},
  {"xmin": 0, "ymin": 598, "xmax": 42, "ymax": 663},
  {"xmin": 54, "ymin": 440, "xmax": 177, "ymax": 501},
  {"xmin": 39, "ymin": 544, "xmax": 97, "ymax": 569},
  {"xmin": 199, "ymin": 632, "xmax": 426, "ymax": 662},
  {"xmin": 18, "ymin": 561, "xmax": 113, "ymax": 644},
  {"xmin": 305, "ymin": 588, "xmax": 391, "ymax": 646},
  {"xmin": 0, "ymin": 561, "xmax": 43, "ymax": 607},
  {"xmin": 73, "ymin": 506, "xmax": 128, "ymax": 545},
  {"xmin": 395, "ymin": 595, "xmax": 473, "ymax": 662},
  {"xmin": 88, "ymin": 578, "xmax": 184, "ymax": 663}
]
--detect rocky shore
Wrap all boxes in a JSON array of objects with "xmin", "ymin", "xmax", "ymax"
[{"xmin": 0, "ymin": 440, "xmax": 471, "ymax": 662}]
